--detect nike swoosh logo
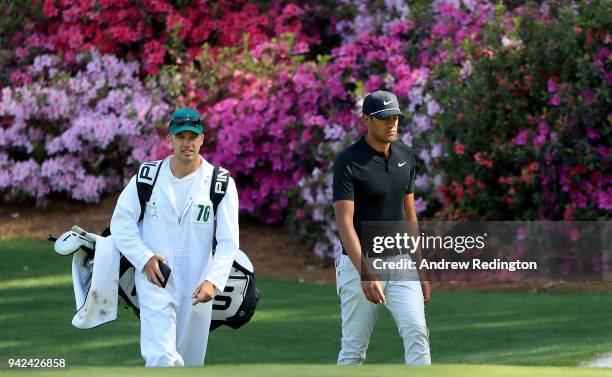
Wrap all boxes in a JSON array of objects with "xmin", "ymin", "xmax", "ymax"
[
  {"xmin": 383, "ymin": 100, "xmax": 393, "ymax": 105},
  {"xmin": 398, "ymin": 162, "xmax": 407, "ymax": 167}
]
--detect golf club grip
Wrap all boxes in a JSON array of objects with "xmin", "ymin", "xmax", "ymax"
[
  {"xmin": 71, "ymin": 225, "xmax": 97, "ymax": 244},
  {"xmin": 71, "ymin": 225, "xmax": 88, "ymax": 236}
]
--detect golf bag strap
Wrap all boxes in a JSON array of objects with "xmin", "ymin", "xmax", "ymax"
[
  {"xmin": 136, "ymin": 159, "xmax": 164, "ymax": 222},
  {"xmin": 210, "ymin": 166, "xmax": 229, "ymax": 252}
]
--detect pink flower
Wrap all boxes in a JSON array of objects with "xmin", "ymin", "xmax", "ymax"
[
  {"xmin": 514, "ymin": 129, "xmax": 529, "ymax": 145},
  {"xmin": 533, "ymin": 133, "xmax": 547, "ymax": 147},
  {"xmin": 414, "ymin": 198, "xmax": 427, "ymax": 214},
  {"xmin": 365, "ymin": 75, "xmax": 383, "ymax": 92},
  {"xmin": 587, "ymin": 128, "xmax": 600, "ymax": 140},
  {"xmin": 580, "ymin": 90, "xmax": 594, "ymax": 105},
  {"xmin": 549, "ymin": 93, "xmax": 561, "ymax": 106},
  {"xmin": 597, "ymin": 189, "xmax": 612, "ymax": 210},
  {"xmin": 388, "ymin": 20, "xmax": 412, "ymax": 37},
  {"xmin": 538, "ymin": 121, "xmax": 549, "ymax": 135},
  {"xmin": 293, "ymin": 42, "xmax": 309, "ymax": 54}
]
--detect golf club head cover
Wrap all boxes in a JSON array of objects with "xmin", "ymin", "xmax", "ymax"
[{"xmin": 54, "ymin": 230, "xmax": 95, "ymax": 256}]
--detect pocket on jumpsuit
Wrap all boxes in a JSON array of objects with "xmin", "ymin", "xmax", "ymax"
[{"xmin": 336, "ymin": 257, "xmax": 359, "ymax": 296}]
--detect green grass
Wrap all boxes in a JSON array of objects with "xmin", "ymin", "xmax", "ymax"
[
  {"xmin": 3, "ymin": 365, "xmax": 612, "ymax": 377},
  {"xmin": 1, "ymin": 239, "xmax": 612, "ymax": 370}
]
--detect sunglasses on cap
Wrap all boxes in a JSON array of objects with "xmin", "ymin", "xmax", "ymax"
[{"xmin": 169, "ymin": 116, "xmax": 203, "ymax": 127}]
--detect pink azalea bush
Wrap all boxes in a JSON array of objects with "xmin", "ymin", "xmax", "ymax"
[
  {"xmin": 6, "ymin": 0, "xmax": 322, "ymax": 83},
  {"xmin": 0, "ymin": 0, "xmax": 608, "ymax": 264},
  {"xmin": 429, "ymin": 2, "xmax": 611, "ymax": 221},
  {"xmin": 0, "ymin": 50, "xmax": 169, "ymax": 204},
  {"xmin": 200, "ymin": 37, "xmax": 356, "ymax": 222}
]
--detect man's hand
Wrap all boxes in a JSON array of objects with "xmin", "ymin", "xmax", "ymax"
[
  {"xmin": 192, "ymin": 281, "xmax": 216, "ymax": 305},
  {"xmin": 361, "ymin": 280, "xmax": 386, "ymax": 304},
  {"xmin": 143, "ymin": 254, "xmax": 166, "ymax": 288},
  {"xmin": 421, "ymin": 280, "xmax": 431, "ymax": 303}
]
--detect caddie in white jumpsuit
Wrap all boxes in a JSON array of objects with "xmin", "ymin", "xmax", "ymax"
[
  {"xmin": 111, "ymin": 108, "xmax": 239, "ymax": 367},
  {"xmin": 332, "ymin": 90, "xmax": 431, "ymax": 365}
]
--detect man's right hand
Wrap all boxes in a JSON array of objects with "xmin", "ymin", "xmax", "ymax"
[
  {"xmin": 143, "ymin": 254, "xmax": 166, "ymax": 288},
  {"xmin": 361, "ymin": 280, "xmax": 386, "ymax": 304}
]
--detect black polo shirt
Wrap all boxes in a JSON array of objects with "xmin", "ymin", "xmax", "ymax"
[{"xmin": 332, "ymin": 136, "xmax": 416, "ymax": 255}]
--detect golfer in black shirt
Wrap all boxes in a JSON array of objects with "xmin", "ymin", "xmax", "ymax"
[{"xmin": 333, "ymin": 90, "xmax": 431, "ymax": 365}]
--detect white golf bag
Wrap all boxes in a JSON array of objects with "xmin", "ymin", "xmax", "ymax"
[{"xmin": 50, "ymin": 225, "xmax": 260, "ymax": 331}]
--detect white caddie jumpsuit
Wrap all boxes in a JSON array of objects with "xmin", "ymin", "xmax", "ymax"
[{"xmin": 110, "ymin": 155, "xmax": 239, "ymax": 367}]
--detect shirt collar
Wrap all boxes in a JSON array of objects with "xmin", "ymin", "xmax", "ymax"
[{"xmin": 359, "ymin": 136, "xmax": 393, "ymax": 159}]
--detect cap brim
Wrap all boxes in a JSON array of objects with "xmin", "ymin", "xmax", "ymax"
[
  {"xmin": 170, "ymin": 125, "xmax": 203, "ymax": 135},
  {"xmin": 372, "ymin": 109, "xmax": 405, "ymax": 120}
]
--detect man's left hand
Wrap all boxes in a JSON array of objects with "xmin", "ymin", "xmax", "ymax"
[
  {"xmin": 192, "ymin": 281, "xmax": 216, "ymax": 305},
  {"xmin": 421, "ymin": 280, "xmax": 431, "ymax": 303}
]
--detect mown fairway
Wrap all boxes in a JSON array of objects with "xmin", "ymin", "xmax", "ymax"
[{"xmin": 1, "ymin": 239, "xmax": 611, "ymax": 374}]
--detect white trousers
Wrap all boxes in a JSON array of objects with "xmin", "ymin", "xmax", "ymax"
[
  {"xmin": 135, "ymin": 263, "xmax": 213, "ymax": 367},
  {"xmin": 335, "ymin": 254, "xmax": 431, "ymax": 365}
]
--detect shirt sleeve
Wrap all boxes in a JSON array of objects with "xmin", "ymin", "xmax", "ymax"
[
  {"xmin": 203, "ymin": 176, "xmax": 239, "ymax": 291},
  {"xmin": 110, "ymin": 176, "xmax": 155, "ymax": 273},
  {"xmin": 333, "ymin": 154, "xmax": 354, "ymax": 202},
  {"xmin": 406, "ymin": 153, "xmax": 416, "ymax": 194}
]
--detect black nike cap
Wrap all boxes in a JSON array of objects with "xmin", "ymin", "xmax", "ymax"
[{"xmin": 362, "ymin": 90, "xmax": 405, "ymax": 120}]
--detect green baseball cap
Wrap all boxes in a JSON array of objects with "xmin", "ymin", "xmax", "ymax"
[{"xmin": 168, "ymin": 108, "xmax": 204, "ymax": 136}]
